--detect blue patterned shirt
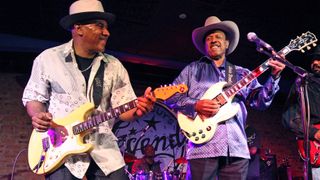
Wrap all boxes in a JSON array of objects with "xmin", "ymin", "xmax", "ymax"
[{"xmin": 166, "ymin": 56, "xmax": 280, "ymax": 159}]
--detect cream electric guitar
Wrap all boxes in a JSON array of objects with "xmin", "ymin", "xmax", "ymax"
[
  {"xmin": 28, "ymin": 84, "xmax": 188, "ymax": 175},
  {"xmin": 178, "ymin": 31, "xmax": 317, "ymax": 144}
]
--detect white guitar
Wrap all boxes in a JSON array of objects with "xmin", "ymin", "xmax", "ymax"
[
  {"xmin": 177, "ymin": 31, "xmax": 318, "ymax": 144},
  {"xmin": 27, "ymin": 84, "xmax": 188, "ymax": 175}
]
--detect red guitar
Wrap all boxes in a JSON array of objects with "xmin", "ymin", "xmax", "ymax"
[{"xmin": 297, "ymin": 124, "xmax": 320, "ymax": 167}]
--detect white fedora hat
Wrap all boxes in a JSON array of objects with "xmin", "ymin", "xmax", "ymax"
[
  {"xmin": 192, "ymin": 16, "xmax": 239, "ymax": 55},
  {"xmin": 60, "ymin": 0, "xmax": 115, "ymax": 30}
]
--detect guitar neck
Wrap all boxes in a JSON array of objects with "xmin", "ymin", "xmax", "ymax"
[
  {"xmin": 223, "ymin": 46, "xmax": 291, "ymax": 99},
  {"xmin": 71, "ymin": 83, "xmax": 188, "ymax": 135},
  {"xmin": 72, "ymin": 100, "xmax": 137, "ymax": 134}
]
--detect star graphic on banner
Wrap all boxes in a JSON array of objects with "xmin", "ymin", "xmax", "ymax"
[
  {"xmin": 129, "ymin": 127, "xmax": 137, "ymax": 135},
  {"xmin": 118, "ymin": 135, "xmax": 126, "ymax": 142},
  {"xmin": 144, "ymin": 114, "xmax": 161, "ymax": 131}
]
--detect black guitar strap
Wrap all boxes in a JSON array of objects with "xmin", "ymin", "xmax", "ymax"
[
  {"xmin": 225, "ymin": 61, "xmax": 237, "ymax": 85},
  {"xmin": 92, "ymin": 60, "xmax": 105, "ymax": 108}
]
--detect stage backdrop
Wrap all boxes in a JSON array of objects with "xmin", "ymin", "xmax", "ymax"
[{"xmin": 113, "ymin": 102, "xmax": 188, "ymax": 173}]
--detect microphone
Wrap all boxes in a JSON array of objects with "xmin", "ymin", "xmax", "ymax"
[
  {"xmin": 247, "ymin": 32, "xmax": 274, "ymax": 51},
  {"xmin": 140, "ymin": 125, "xmax": 150, "ymax": 137}
]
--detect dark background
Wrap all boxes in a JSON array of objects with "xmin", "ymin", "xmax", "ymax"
[
  {"xmin": 1, "ymin": 0, "xmax": 319, "ymax": 178},
  {"xmin": 1, "ymin": 0, "xmax": 320, "ymax": 93}
]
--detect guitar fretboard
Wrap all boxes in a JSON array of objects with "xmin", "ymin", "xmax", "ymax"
[
  {"xmin": 72, "ymin": 100, "xmax": 137, "ymax": 134},
  {"xmin": 219, "ymin": 46, "xmax": 291, "ymax": 102}
]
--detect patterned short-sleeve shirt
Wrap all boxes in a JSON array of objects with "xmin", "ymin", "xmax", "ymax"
[{"xmin": 22, "ymin": 40, "xmax": 137, "ymax": 178}]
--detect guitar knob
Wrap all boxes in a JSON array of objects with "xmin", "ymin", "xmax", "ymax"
[
  {"xmin": 195, "ymin": 137, "xmax": 199, "ymax": 141},
  {"xmin": 185, "ymin": 132, "xmax": 191, "ymax": 138},
  {"xmin": 201, "ymin": 134, "xmax": 206, "ymax": 138},
  {"xmin": 199, "ymin": 129, "xmax": 203, "ymax": 134},
  {"xmin": 206, "ymin": 126, "xmax": 211, "ymax": 131},
  {"xmin": 192, "ymin": 132, "xmax": 196, "ymax": 136}
]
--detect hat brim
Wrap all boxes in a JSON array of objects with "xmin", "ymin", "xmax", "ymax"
[
  {"xmin": 311, "ymin": 55, "xmax": 320, "ymax": 61},
  {"xmin": 192, "ymin": 21, "xmax": 239, "ymax": 55},
  {"xmin": 60, "ymin": 11, "xmax": 115, "ymax": 30}
]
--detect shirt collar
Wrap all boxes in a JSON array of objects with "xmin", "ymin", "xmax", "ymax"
[{"xmin": 201, "ymin": 56, "xmax": 227, "ymax": 69}]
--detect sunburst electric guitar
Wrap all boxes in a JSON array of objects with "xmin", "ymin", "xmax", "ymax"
[
  {"xmin": 178, "ymin": 31, "xmax": 317, "ymax": 144},
  {"xmin": 28, "ymin": 84, "xmax": 188, "ymax": 175}
]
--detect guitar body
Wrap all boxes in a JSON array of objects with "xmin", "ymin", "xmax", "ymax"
[
  {"xmin": 27, "ymin": 84, "xmax": 189, "ymax": 175},
  {"xmin": 28, "ymin": 103, "xmax": 95, "ymax": 175},
  {"xmin": 177, "ymin": 82, "xmax": 239, "ymax": 144},
  {"xmin": 297, "ymin": 124, "xmax": 320, "ymax": 167}
]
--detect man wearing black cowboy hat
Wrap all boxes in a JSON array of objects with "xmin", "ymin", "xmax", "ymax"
[
  {"xmin": 165, "ymin": 16, "xmax": 285, "ymax": 179},
  {"xmin": 22, "ymin": 0, "xmax": 156, "ymax": 179},
  {"xmin": 282, "ymin": 45, "xmax": 320, "ymax": 179}
]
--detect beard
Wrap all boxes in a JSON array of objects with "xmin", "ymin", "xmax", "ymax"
[{"xmin": 311, "ymin": 64, "xmax": 320, "ymax": 77}]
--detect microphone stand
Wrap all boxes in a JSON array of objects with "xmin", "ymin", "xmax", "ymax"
[
  {"xmin": 170, "ymin": 139, "xmax": 177, "ymax": 173},
  {"xmin": 258, "ymin": 48, "xmax": 320, "ymax": 180}
]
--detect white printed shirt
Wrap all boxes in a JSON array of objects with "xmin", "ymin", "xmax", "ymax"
[{"xmin": 22, "ymin": 40, "xmax": 137, "ymax": 178}]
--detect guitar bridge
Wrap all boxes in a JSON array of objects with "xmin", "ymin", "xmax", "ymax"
[
  {"xmin": 32, "ymin": 155, "xmax": 45, "ymax": 172},
  {"xmin": 32, "ymin": 137, "xmax": 50, "ymax": 172}
]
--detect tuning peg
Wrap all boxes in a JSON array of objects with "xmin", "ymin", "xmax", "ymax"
[
  {"xmin": 313, "ymin": 43, "xmax": 317, "ymax": 47},
  {"xmin": 307, "ymin": 46, "xmax": 311, "ymax": 50},
  {"xmin": 301, "ymin": 49, "xmax": 305, "ymax": 53}
]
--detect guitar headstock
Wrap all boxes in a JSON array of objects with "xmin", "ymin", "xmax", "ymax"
[
  {"xmin": 153, "ymin": 84, "xmax": 188, "ymax": 100},
  {"xmin": 287, "ymin": 31, "xmax": 318, "ymax": 53}
]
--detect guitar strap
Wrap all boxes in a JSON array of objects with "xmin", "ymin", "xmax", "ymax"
[
  {"xmin": 225, "ymin": 61, "xmax": 237, "ymax": 85},
  {"xmin": 92, "ymin": 60, "xmax": 105, "ymax": 108}
]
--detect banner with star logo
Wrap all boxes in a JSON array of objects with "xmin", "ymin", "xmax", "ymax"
[{"xmin": 113, "ymin": 102, "xmax": 188, "ymax": 174}]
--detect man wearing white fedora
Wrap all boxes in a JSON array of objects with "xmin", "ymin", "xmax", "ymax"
[
  {"xmin": 22, "ymin": 0, "xmax": 156, "ymax": 179},
  {"xmin": 165, "ymin": 16, "xmax": 285, "ymax": 179}
]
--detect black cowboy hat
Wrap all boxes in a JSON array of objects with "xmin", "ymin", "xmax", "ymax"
[{"xmin": 309, "ymin": 45, "xmax": 320, "ymax": 61}]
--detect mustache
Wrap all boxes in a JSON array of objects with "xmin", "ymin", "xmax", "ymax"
[
  {"xmin": 312, "ymin": 64, "xmax": 320, "ymax": 69},
  {"xmin": 99, "ymin": 35, "xmax": 108, "ymax": 40},
  {"xmin": 210, "ymin": 41, "xmax": 220, "ymax": 46}
]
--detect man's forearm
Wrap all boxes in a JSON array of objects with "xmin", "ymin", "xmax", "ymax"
[{"xmin": 26, "ymin": 101, "xmax": 47, "ymax": 118}]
